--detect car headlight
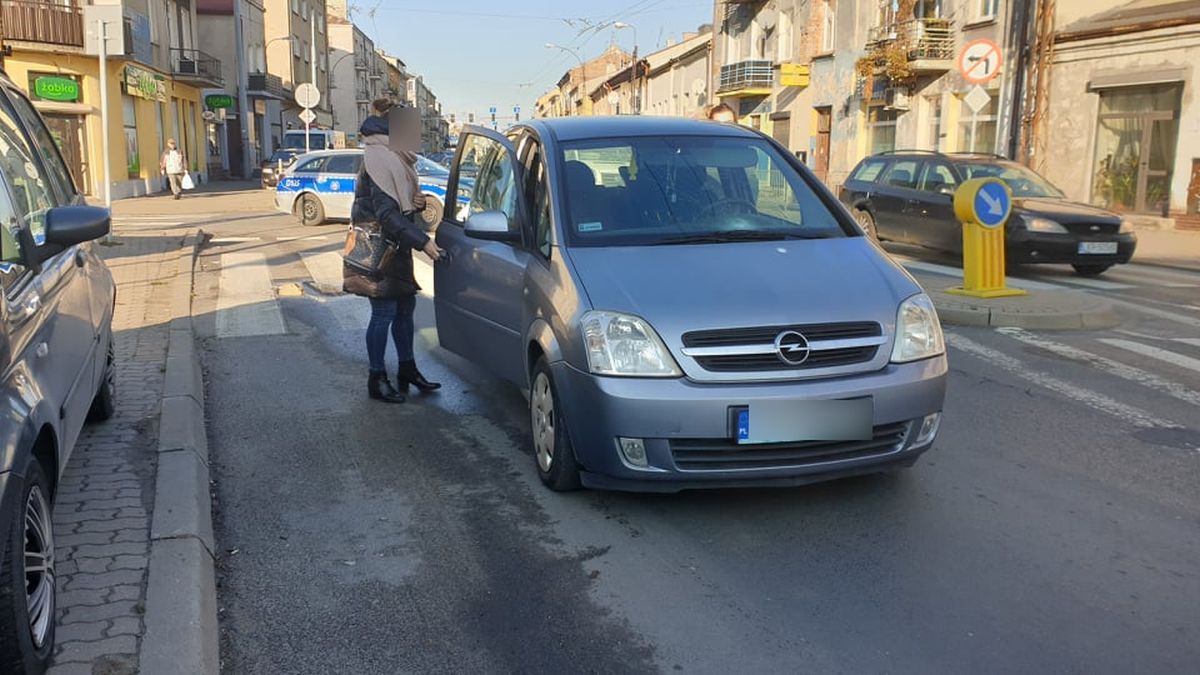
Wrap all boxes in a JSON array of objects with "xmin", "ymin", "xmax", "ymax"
[
  {"xmin": 1023, "ymin": 216, "xmax": 1068, "ymax": 233},
  {"xmin": 891, "ymin": 294, "xmax": 945, "ymax": 363},
  {"xmin": 581, "ymin": 311, "xmax": 682, "ymax": 377},
  {"xmin": 1119, "ymin": 219, "xmax": 1134, "ymax": 234}
]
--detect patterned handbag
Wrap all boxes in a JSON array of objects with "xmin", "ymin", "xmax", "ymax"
[{"xmin": 342, "ymin": 219, "xmax": 397, "ymax": 277}]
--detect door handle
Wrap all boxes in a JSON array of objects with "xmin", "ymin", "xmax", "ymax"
[
  {"xmin": 906, "ymin": 198, "xmax": 921, "ymax": 205},
  {"xmin": 75, "ymin": 250, "xmax": 86, "ymax": 268},
  {"xmin": 17, "ymin": 295, "xmax": 41, "ymax": 321}
]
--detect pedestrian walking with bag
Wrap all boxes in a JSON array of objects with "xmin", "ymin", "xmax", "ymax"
[
  {"xmin": 159, "ymin": 139, "xmax": 189, "ymax": 199},
  {"xmin": 343, "ymin": 107, "xmax": 443, "ymax": 403}
]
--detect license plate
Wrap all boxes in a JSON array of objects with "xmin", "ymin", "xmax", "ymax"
[
  {"xmin": 736, "ymin": 399, "xmax": 873, "ymax": 444},
  {"xmin": 1078, "ymin": 241, "xmax": 1118, "ymax": 255}
]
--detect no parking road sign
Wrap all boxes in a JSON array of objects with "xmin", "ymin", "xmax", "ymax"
[{"xmin": 958, "ymin": 39, "xmax": 1002, "ymax": 85}]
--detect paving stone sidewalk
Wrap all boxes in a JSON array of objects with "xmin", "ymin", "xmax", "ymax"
[{"xmin": 48, "ymin": 227, "xmax": 187, "ymax": 674}]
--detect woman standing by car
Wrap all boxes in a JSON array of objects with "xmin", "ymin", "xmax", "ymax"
[{"xmin": 343, "ymin": 109, "xmax": 443, "ymax": 403}]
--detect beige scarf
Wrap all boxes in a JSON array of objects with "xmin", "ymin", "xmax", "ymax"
[{"xmin": 361, "ymin": 134, "xmax": 419, "ymax": 213}]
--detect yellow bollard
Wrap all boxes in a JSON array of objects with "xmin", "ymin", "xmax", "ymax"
[{"xmin": 945, "ymin": 177, "xmax": 1027, "ymax": 299}]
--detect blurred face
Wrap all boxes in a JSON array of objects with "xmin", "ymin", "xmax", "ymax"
[
  {"xmin": 388, "ymin": 107, "xmax": 421, "ymax": 153},
  {"xmin": 168, "ymin": 140, "xmax": 177, "ymax": 149}
]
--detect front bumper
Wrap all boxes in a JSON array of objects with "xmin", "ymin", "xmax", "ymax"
[
  {"xmin": 551, "ymin": 357, "xmax": 947, "ymax": 492},
  {"xmin": 1007, "ymin": 230, "xmax": 1137, "ymax": 265}
]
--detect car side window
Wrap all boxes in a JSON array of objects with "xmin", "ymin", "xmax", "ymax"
[
  {"xmin": 0, "ymin": 178, "xmax": 30, "ymax": 293},
  {"xmin": 324, "ymin": 154, "xmax": 360, "ymax": 175},
  {"xmin": 918, "ymin": 161, "xmax": 958, "ymax": 193},
  {"xmin": 851, "ymin": 159, "xmax": 888, "ymax": 184},
  {"xmin": 6, "ymin": 88, "xmax": 76, "ymax": 203},
  {"xmin": 881, "ymin": 159, "xmax": 920, "ymax": 190},
  {"xmin": 0, "ymin": 96, "xmax": 52, "ymax": 249},
  {"xmin": 464, "ymin": 136, "xmax": 517, "ymax": 223},
  {"xmin": 293, "ymin": 157, "xmax": 326, "ymax": 174},
  {"xmin": 523, "ymin": 142, "xmax": 552, "ymax": 259}
]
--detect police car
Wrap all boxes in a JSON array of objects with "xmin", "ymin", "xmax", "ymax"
[{"xmin": 274, "ymin": 149, "xmax": 452, "ymax": 227}]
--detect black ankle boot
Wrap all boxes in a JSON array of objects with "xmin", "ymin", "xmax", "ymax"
[
  {"xmin": 368, "ymin": 371, "xmax": 406, "ymax": 403},
  {"xmin": 398, "ymin": 360, "xmax": 441, "ymax": 393}
]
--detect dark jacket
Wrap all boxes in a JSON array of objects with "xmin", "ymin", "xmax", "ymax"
[{"xmin": 343, "ymin": 170, "xmax": 430, "ymax": 299}]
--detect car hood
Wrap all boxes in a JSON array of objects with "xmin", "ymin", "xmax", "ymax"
[
  {"xmin": 1014, "ymin": 198, "xmax": 1121, "ymax": 224},
  {"xmin": 566, "ymin": 238, "xmax": 921, "ymax": 347}
]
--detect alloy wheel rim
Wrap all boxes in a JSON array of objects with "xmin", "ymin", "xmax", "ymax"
[
  {"xmin": 531, "ymin": 373, "xmax": 555, "ymax": 472},
  {"xmin": 104, "ymin": 342, "xmax": 116, "ymax": 400},
  {"xmin": 24, "ymin": 485, "xmax": 54, "ymax": 649},
  {"xmin": 304, "ymin": 198, "xmax": 317, "ymax": 221}
]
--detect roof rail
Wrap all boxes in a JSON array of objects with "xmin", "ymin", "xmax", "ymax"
[
  {"xmin": 946, "ymin": 152, "xmax": 1012, "ymax": 160},
  {"xmin": 873, "ymin": 149, "xmax": 947, "ymax": 157}
]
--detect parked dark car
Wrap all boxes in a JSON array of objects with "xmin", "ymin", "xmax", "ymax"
[
  {"xmin": 260, "ymin": 149, "xmax": 299, "ymax": 188},
  {"xmin": 840, "ymin": 151, "xmax": 1137, "ymax": 276},
  {"xmin": 0, "ymin": 70, "xmax": 116, "ymax": 671}
]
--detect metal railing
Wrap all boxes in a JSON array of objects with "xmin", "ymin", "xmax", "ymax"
[
  {"xmin": 1, "ymin": 0, "xmax": 85, "ymax": 48},
  {"xmin": 248, "ymin": 72, "xmax": 287, "ymax": 99},
  {"xmin": 868, "ymin": 18, "xmax": 954, "ymax": 61},
  {"xmin": 718, "ymin": 60, "xmax": 773, "ymax": 92},
  {"xmin": 170, "ymin": 48, "xmax": 223, "ymax": 85}
]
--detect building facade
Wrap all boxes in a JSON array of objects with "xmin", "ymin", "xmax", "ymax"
[
  {"xmin": 264, "ymin": 0, "xmax": 332, "ymax": 141},
  {"xmin": 588, "ymin": 30, "xmax": 712, "ymax": 118},
  {"xmin": 536, "ymin": 45, "xmax": 631, "ymax": 117},
  {"xmin": 1038, "ymin": 1, "xmax": 1200, "ymax": 223},
  {"xmin": 3, "ymin": 0, "xmax": 219, "ymax": 198},
  {"xmin": 327, "ymin": 20, "xmax": 378, "ymax": 141}
]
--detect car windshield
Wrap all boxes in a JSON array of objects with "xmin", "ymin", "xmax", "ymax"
[
  {"xmin": 417, "ymin": 156, "xmax": 449, "ymax": 178},
  {"xmin": 269, "ymin": 151, "xmax": 296, "ymax": 163},
  {"xmin": 282, "ymin": 133, "xmax": 325, "ymax": 150},
  {"xmin": 954, "ymin": 161, "xmax": 1064, "ymax": 198},
  {"xmin": 559, "ymin": 136, "xmax": 847, "ymax": 247}
]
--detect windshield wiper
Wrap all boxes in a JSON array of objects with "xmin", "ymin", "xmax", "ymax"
[{"xmin": 650, "ymin": 231, "xmax": 828, "ymax": 245}]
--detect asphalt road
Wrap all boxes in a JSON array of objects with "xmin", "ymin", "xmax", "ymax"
[{"xmin": 191, "ymin": 196, "xmax": 1200, "ymax": 674}]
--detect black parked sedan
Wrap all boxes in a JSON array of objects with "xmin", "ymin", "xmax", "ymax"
[
  {"xmin": 260, "ymin": 149, "xmax": 299, "ymax": 188},
  {"xmin": 840, "ymin": 151, "xmax": 1137, "ymax": 276}
]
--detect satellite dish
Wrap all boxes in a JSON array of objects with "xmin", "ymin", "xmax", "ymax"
[{"xmin": 691, "ymin": 78, "xmax": 706, "ymax": 96}]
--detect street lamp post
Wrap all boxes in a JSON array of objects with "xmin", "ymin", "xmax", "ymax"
[
  {"xmin": 614, "ymin": 22, "xmax": 639, "ymax": 115},
  {"xmin": 545, "ymin": 43, "xmax": 588, "ymax": 116}
]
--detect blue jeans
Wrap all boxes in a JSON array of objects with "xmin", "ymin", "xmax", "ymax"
[{"xmin": 366, "ymin": 295, "xmax": 416, "ymax": 372}]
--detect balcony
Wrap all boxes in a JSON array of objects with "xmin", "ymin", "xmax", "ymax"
[
  {"xmin": 718, "ymin": 60, "xmax": 773, "ymax": 95},
  {"xmin": 1, "ymin": 0, "xmax": 85, "ymax": 49},
  {"xmin": 170, "ymin": 48, "xmax": 223, "ymax": 86},
  {"xmin": 867, "ymin": 18, "xmax": 955, "ymax": 73},
  {"xmin": 248, "ymin": 72, "xmax": 287, "ymax": 100}
]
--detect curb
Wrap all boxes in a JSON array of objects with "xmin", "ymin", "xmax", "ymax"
[
  {"xmin": 1131, "ymin": 258, "xmax": 1200, "ymax": 274},
  {"xmin": 141, "ymin": 230, "xmax": 219, "ymax": 674},
  {"xmin": 928, "ymin": 287, "xmax": 1120, "ymax": 330}
]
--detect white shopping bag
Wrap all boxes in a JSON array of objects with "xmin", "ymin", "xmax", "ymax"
[{"xmin": 181, "ymin": 172, "xmax": 195, "ymax": 190}]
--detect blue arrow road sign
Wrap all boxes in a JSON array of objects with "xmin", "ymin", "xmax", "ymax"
[
  {"xmin": 489, "ymin": 106, "xmax": 497, "ymax": 114},
  {"xmin": 974, "ymin": 181, "xmax": 1010, "ymax": 227}
]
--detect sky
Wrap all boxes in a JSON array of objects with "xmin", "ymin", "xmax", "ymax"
[{"xmin": 355, "ymin": 0, "xmax": 714, "ymax": 121}]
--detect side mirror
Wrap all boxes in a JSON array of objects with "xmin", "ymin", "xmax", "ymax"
[
  {"xmin": 464, "ymin": 210, "xmax": 520, "ymax": 243},
  {"xmin": 39, "ymin": 206, "xmax": 110, "ymax": 260}
]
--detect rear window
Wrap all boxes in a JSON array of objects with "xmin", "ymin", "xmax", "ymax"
[
  {"xmin": 324, "ymin": 154, "xmax": 361, "ymax": 174},
  {"xmin": 292, "ymin": 157, "xmax": 326, "ymax": 174},
  {"xmin": 850, "ymin": 159, "xmax": 887, "ymax": 184}
]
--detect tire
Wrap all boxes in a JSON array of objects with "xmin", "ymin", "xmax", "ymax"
[
  {"xmin": 1072, "ymin": 263, "xmax": 1112, "ymax": 277},
  {"xmin": 0, "ymin": 457, "xmax": 56, "ymax": 674},
  {"xmin": 297, "ymin": 194, "xmax": 325, "ymax": 226},
  {"xmin": 421, "ymin": 196, "xmax": 443, "ymax": 234},
  {"xmin": 854, "ymin": 209, "xmax": 878, "ymax": 240},
  {"xmin": 87, "ymin": 332, "xmax": 116, "ymax": 423},
  {"xmin": 529, "ymin": 358, "xmax": 582, "ymax": 491}
]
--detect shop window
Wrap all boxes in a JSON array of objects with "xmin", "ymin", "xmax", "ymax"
[{"xmin": 122, "ymin": 94, "xmax": 140, "ymax": 177}]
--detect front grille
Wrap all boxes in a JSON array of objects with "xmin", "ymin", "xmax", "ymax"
[
  {"xmin": 683, "ymin": 322, "xmax": 880, "ymax": 348},
  {"xmin": 682, "ymin": 322, "xmax": 883, "ymax": 372},
  {"xmin": 1064, "ymin": 222, "xmax": 1119, "ymax": 235},
  {"xmin": 671, "ymin": 422, "xmax": 910, "ymax": 471},
  {"xmin": 695, "ymin": 346, "xmax": 877, "ymax": 372}
]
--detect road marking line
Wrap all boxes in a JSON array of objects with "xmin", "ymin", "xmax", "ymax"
[
  {"xmin": 896, "ymin": 258, "xmax": 1063, "ymax": 290},
  {"xmin": 946, "ymin": 333, "xmax": 1180, "ymax": 429},
  {"xmin": 996, "ymin": 328, "xmax": 1200, "ymax": 407},
  {"xmin": 210, "ymin": 237, "xmax": 262, "ymax": 243},
  {"xmin": 299, "ymin": 251, "xmax": 344, "ymax": 292},
  {"xmin": 1116, "ymin": 264, "xmax": 1200, "ymax": 285},
  {"xmin": 1175, "ymin": 338, "xmax": 1200, "ymax": 348},
  {"xmin": 216, "ymin": 252, "xmax": 287, "ymax": 338},
  {"xmin": 1038, "ymin": 276, "xmax": 1133, "ymax": 291},
  {"xmin": 1104, "ymin": 297, "xmax": 1200, "ymax": 328},
  {"xmin": 1098, "ymin": 338, "xmax": 1200, "ymax": 375}
]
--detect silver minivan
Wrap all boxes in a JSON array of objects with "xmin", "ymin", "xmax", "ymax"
[{"xmin": 435, "ymin": 118, "xmax": 947, "ymax": 492}]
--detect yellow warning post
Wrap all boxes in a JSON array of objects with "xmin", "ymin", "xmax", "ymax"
[{"xmin": 946, "ymin": 177, "xmax": 1027, "ymax": 299}]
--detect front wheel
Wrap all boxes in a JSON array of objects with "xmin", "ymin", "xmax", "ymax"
[
  {"xmin": 1072, "ymin": 263, "xmax": 1112, "ymax": 277},
  {"xmin": 529, "ymin": 358, "xmax": 581, "ymax": 491},
  {"xmin": 87, "ymin": 333, "xmax": 116, "ymax": 423},
  {"xmin": 296, "ymin": 194, "xmax": 325, "ymax": 226},
  {"xmin": 0, "ymin": 457, "xmax": 56, "ymax": 673}
]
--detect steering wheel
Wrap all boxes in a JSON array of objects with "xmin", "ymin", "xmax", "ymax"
[{"xmin": 697, "ymin": 198, "xmax": 758, "ymax": 220}]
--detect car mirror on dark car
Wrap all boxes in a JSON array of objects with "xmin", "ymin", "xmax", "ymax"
[
  {"xmin": 39, "ymin": 205, "xmax": 111, "ymax": 260},
  {"xmin": 464, "ymin": 210, "xmax": 520, "ymax": 243}
]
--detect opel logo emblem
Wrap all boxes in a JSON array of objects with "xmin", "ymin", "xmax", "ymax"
[{"xmin": 774, "ymin": 330, "xmax": 811, "ymax": 366}]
